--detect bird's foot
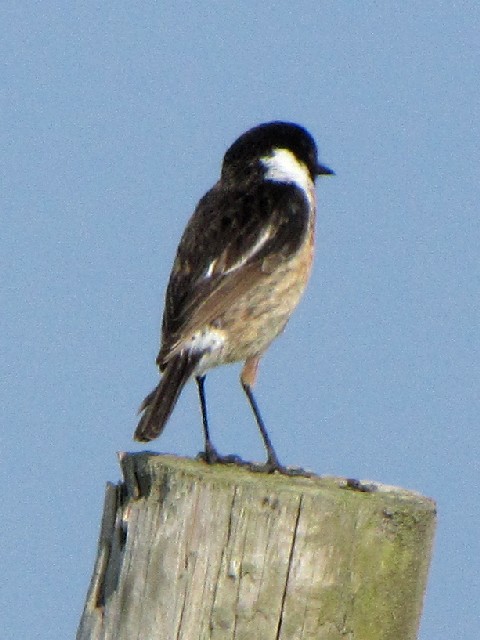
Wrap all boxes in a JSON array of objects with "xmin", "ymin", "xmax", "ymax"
[
  {"xmin": 197, "ymin": 445, "xmax": 244, "ymax": 466},
  {"xmin": 197, "ymin": 449, "xmax": 313, "ymax": 478},
  {"xmin": 244, "ymin": 456, "xmax": 313, "ymax": 478}
]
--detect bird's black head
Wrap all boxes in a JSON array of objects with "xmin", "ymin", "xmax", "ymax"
[{"xmin": 221, "ymin": 121, "xmax": 333, "ymax": 184}]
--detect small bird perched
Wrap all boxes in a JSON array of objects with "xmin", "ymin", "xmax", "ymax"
[{"xmin": 135, "ymin": 121, "xmax": 333, "ymax": 472}]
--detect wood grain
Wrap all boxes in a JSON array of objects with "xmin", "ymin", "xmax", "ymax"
[{"xmin": 77, "ymin": 454, "xmax": 436, "ymax": 640}]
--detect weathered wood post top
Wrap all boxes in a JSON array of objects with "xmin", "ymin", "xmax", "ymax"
[{"xmin": 78, "ymin": 453, "xmax": 436, "ymax": 640}]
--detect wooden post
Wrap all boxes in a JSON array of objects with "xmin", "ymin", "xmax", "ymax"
[{"xmin": 77, "ymin": 453, "xmax": 436, "ymax": 640}]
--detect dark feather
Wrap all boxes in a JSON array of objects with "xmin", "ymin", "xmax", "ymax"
[
  {"xmin": 134, "ymin": 352, "xmax": 201, "ymax": 442},
  {"xmin": 157, "ymin": 181, "xmax": 310, "ymax": 367}
]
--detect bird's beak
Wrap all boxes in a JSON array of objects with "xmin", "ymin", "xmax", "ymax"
[{"xmin": 316, "ymin": 162, "xmax": 335, "ymax": 176}]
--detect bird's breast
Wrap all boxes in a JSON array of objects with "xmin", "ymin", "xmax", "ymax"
[{"xmin": 194, "ymin": 218, "xmax": 315, "ymax": 372}]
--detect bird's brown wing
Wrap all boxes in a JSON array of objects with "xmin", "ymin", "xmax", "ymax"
[{"xmin": 157, "ymin": 180, "xmax": 311, "ymax": 368}]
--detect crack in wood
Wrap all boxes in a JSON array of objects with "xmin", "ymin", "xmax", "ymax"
[{"xmin": 275, "ymin": 494, "xmax": 303, "ymax": 640}]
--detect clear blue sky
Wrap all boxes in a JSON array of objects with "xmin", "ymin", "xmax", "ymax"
[{"xmin": 2, "ymin": 3, "xmax": 479, "ymax": 638}]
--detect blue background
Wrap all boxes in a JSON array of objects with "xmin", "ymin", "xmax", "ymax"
[{"xmin": 2, "ymin": 3, "xmax": 479, "ymax": 638}]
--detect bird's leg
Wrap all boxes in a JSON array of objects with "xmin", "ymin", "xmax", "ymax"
[
  {"xmin": 241, "ymin": 382, "xmax": 284, "ymax": 472},
  {"xmin": 240, "ymin": 357, "xmax": 283, "ymax": 473},
  {"xmin": 196, "ymin": 375, "xmax": 241, "ymax": 465},
  {"xmin": 196, "ymin": 375, "xmax": 218, "ymax": 462},
  {"xmin": 240, "ymin": 358, "xmax": 311, "ymax": 476}
]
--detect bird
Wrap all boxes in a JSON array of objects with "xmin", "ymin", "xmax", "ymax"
[{"xmin": 134, "ymin": 121, "xmax": 333, "ymax": 472}]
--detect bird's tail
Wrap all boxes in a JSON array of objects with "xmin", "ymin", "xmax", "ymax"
[{"xmin": 134, "ymin": 352, "xmax": 201, "ymax": 442}]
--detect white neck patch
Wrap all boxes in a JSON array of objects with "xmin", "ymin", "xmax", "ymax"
[{"xmin": 261, "ymin": 147, "xmax": 312, "ymax": 195}]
